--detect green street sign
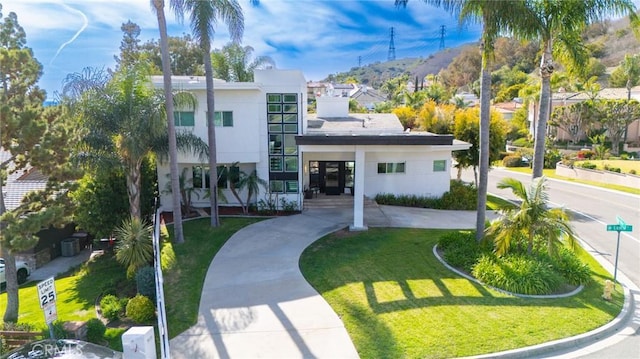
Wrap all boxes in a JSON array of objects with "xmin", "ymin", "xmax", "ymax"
[{"xmin": 607, "ymin": 224, "xmax": 633, "ymax": 232}]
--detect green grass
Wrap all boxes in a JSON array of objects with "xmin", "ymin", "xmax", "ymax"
[
  {"xmin": 505, "ymin": 167, "xmax": 640, "ymax": 195},
  {"xmin": 162, "ymin": 217, "xmax": 263, "ymax": 338},
  {"xmin": 300, "ymin": 228, "xmax": 623, "ymax": 359},
  {"xmin": 486, "ymin": 194, "xmax": 516, "ymax": 210},
  {"xmin": 582, "ymin": 159, "xmax": 640, "ymax": 173}
]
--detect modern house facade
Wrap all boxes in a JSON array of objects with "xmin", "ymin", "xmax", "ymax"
[{"xmin": 155, "ymin": 69, "xmax": 470, "ymax": 229}]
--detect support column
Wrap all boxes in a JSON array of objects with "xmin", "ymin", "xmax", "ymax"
[{"xmin": 350, "ymin": 148, "xmax": 367, "ymax": 231}]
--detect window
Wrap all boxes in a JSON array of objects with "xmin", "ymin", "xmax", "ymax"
[
  {"xmin": 269, "ymin": 124, "xmax": 283, "ymax": 132},
  {"xmin": 216, "ymin": 165, "xmax": 228, "ymax": 189},
  {"xmin": 269, "ymin": 134, "xmax": 282, "ymax": 155},
  {"xmin": 284, "ymin": 134, "xmax": 297, "ymax": 155},
  {"xmin": 228, "ymin": 165, "xmax": 240, "ymax": 188},
  {"xmin": 283, "ymin": 104, "xmax": 297, "ymax": 113},
  {"xmin": 214, "ymin": 111, "xmax": 233, "ymax": 127},
  {"xmin": 270, "ymin": 180, "xmax": 284, "ymax": 193},
  {"xmin": 268, "ymin": 94, "xmax": 281, "ymax": 103},
  {"xmin": 283, "ymin": 124, "xmax": 297, "ymax": 133},
  {"xmin": 433, "ymin": 160, "xmax": 446, "ymax": 172},
  {"xmin": 283, "ymin": 114, "xmax": 297, "ymax": 123},
  {"xmin": 268, "ymin": 114, "xmax": 282, "ymax": 123},
  {"xmin": 284, "ymin": 157, "xmax": 298, "ymax": 172},
  {"xmin": 285, "ymin": 181, "xmax": 298, "ymax": 193},
  {"xmin": 192, "ymin": 166, "xmax": 211, "ymax": 189},
  {"xmin": 268, "ymin": 104, "xmax": 282, "ymax": 113},
  {"xmin": 270, "ymin": 156, "xmax": 283, "ymax": 172},
  {"xmin": 283, "ymin": 94, "xmax": 297, "ymax": 103},
  {"xmin": 174, "ymin": 111, "xmax": 195, "ymax": 126},
  {"xmin": 377, "ymin": 162, "xmax": 405, "ymax": 174}
]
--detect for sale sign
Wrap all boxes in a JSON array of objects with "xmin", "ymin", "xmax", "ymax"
[{"xmin": 37, "ymin": 277, "xmax": 57, "ymax": 308}]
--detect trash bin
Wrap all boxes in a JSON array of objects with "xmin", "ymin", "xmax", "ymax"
[{"xmin": 61, "ymin": 237, "xmax": 80, "ymax": 257}]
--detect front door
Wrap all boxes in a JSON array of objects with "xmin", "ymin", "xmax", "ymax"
[{"xmin": 324, "ymin": 162, "xmax": 341, "ymax": 195}]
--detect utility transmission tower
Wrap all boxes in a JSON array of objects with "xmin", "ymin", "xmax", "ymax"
[
  {"xmin": 439, "ymin": 25, "xmax": 446, "ymax": 50},
  {"xmin": 388, "ymin": 27, "xmax": 396, "ymax": 61}
]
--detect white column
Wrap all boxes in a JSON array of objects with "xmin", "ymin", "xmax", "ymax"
[{"xmin": 350, "ymin": 147, "xmax": 367, "ymax": 231}]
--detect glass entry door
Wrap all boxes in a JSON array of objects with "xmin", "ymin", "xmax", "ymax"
[{"xmin": 324, "ymin": 162, "xmax": 341, "ymax": 195}]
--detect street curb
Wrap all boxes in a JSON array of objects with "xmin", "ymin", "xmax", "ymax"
[{"xmin": 467, "ymin": 284, "xmax": 633, "ymax": 359}]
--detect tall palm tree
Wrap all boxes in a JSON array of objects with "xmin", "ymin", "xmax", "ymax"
[
  {"xmin": 211, "ymin": 42, "xmax": 275, "ymax": 82},
  {"xmin": 526, "ymin": 0, "xmax": 638, "ymax": 178},
  {"xmin": 172, "ymin": 0, "xmax": 246, "ymax": 227},
  {"xmin": 487, "ymin": 177, "xmax": 576, "ymax": 256},
  {"xmin": 396, "ymin": 0, "xmax": 529, "ymax": 240},
  {"xmin": 151, "ymin": 0, "xmax": 186, "ymax": 243}
]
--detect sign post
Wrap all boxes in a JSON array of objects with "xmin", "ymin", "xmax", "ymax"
[
  {"xmin": 606, "ymin": 216, "xmax": 633, "ymax": 285},
  {"xmin": 37, "ymin": 277, "xmax": 57, "ymax": 339}
]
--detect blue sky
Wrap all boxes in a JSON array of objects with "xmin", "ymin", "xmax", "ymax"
[{"xmin": 2, "ymin": 0, "xmax": 482, "ymax": 100}]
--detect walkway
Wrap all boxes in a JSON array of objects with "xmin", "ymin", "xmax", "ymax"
[{"xmin": 169, "ymin": 205, "xmax": 485, "ymax": 359}]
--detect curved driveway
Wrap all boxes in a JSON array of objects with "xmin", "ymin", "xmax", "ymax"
[{"xmin": 170, "ymin": 206, "xmax": 484, "ymax": 359}]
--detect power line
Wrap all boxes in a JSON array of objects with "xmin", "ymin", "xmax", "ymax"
[{"xmin": 388, "ymin": 27, "xmax": 396, "ymax": 61}]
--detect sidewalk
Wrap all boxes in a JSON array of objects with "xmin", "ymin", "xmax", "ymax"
[{"xmin": 29, "ymin": 248, "xmax": 93, "ymax": 281}]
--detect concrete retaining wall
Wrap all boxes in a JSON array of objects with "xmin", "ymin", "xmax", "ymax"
[{"xmin": 556, "ymin": 163, "xmax": 640, "ymax": 188}]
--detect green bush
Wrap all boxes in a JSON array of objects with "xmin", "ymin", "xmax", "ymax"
[
  {"xmin": 438, "ymin": 231, "xmax": 488, "ymax": 272},
  {"xmin": 630, "ymin": 169, "xmax": 637, "ymax": 175},
  {"xmin": 512, "ymin": 137, "xmax": 532, "ymax": 148},
  {"xmin": 579, "ymin": 161, "xmax": 597, "ymax": 170},
  {"xmin": 440, "ymin": 181, "xmax": 477, "ymax": 210},
  {"xmin": 472, "ymin": 254, "xmax": 563, "ymax": 295},
  {"xmin": 135, "ymin": 266, "xmax": 156, "ymax": 302},
  {"xmin": 100, "ymin": 294, "xmax": 122, "ymax": 322},
  {"xmin": 544, "ymin": 149, "xmax": 562, "ymax": 169},
  {"xmin": 547, "ymin": 249, "xmax": 592, "ymax": 286},
  {"xmin": 126, "ymin": 294, "xmax": 156, "ymax": 323},
  {"xmin": 503, "ymin": 155, "xmax": 523, "ymax": 167},
  {"xmin": 47, "ymin": 321, "xmax": 69, "ymax": 339},
  {"xmin": 603, "ymin": 164, "xmax": 621, "ymax": 173},
  {"xmin": 85, "ymin": 318, "xmax": 106, "ymax": 344}
]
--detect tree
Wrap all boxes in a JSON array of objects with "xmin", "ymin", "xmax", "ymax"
[
  {"xmin": 594, "ymin": 99, "xmax": 640, "ymax": 155},
  {"xmin": 487, "ymin": 177, "xmax": 576, "ymax": 256},
  {"xmin": 114, "ymin": 20, "xmax": 142, "ymax": 70},
  {"xmin": 228, "ymin": 167, "xmax": 267, "ymax": 215},
  {"xmin": 453, "ymin": 108, "xmax": 507, "ymax": 182},
  {"xmin": 114, "ymin": 216, "xmax": 154, "ymax": 277},
  {"xmin": 549, "ymin": 101, "xmax": 596, "ymax": 144},
  {"xmin": 139, "ymin": 34, "xmax": 205, "ymax": 76},
  {"xmin": 173, "ymin": 0, "xmax": 248, "ymax": 228},
  {"xmin": 151, "ymin": 0, "xmax": 186, "ymax": 243},
  {"xmin": 397, "ymin": 0, "xmax": 530, "ymax": 240},
  {"xmin": 0, "ymin": 7, "xmax": 79, "ymax": 322},
  {"xmin": 524, "ymin": 0, "xmax": 639, "ymax": 178},
  {"xmin": 609, "ymin": 53, "xmax": 640, "ymax": 100},
  {"xmin": 211, "ymin": 42, "xmax": 275, "ymax": 82}
]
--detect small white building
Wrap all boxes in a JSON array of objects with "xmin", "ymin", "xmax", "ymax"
[{"xmin": 155, "ymin": 69, "xmax": 470, "ymax": 230}]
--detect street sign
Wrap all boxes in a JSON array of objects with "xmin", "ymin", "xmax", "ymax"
[
  {"xmin": 616, "ymin": 216, "xmax": 627, "ymax": 226},
  {"xmin": 606, "ymin": 224, "xmax": 633, "ymax": 232},
  {"xmin": 43, "ymin": 302, "xmax": 58, "ymax": 324},
  {"xmin": 37, "ymin": 277, "xmax": 57, "ymax": 308}
]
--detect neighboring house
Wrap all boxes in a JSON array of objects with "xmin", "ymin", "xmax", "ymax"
[
  {"xmin": 492, "ymin": 101, "xmax": 521, "ymax": 121},
  {"xmin": 528, "ymin": 87, "xmax": 640, "ymax": 146},
  {"xmin": 155, "ymin": 69, "xmax": 470, "ymax": 230},
  {"xmin": 350, "ymin": 85, "xmax": 387, "ymax": 111},
  {"xmin": 1, "ymin": 150, "xmax": 78, "ymax": 270},
  {"xmin": 326, "ymin": 83, "xmax": 355, "ymax": 97},
  {"xmin": 306, "ymin": 81, "xmax": 327, "ymax": 101}
]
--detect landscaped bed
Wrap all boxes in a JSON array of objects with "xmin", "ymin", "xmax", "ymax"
[{"xmin": 300, "ymin": 228, "xmax": 623, "ymax": 359}]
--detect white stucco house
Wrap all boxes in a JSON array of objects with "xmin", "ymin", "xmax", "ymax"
[{"xmin": 154, "ymin": 69, "xmax": 470, "ymax": 230}]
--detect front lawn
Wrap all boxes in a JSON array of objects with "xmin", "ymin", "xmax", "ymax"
[{"xmin": 300, "ymin": 228, "xmax": 623, "ymax": 359}]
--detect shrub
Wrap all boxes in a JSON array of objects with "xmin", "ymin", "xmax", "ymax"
[
  {"xmin": 603, "ymin": 164, "xmax": 621, "ymax": 173},
  {"xmin": 126, "ymin": 294, "xmax": 156, "ymax": 323},
  {"xmin": 512, "ymin": 137, "xmax": 532, "ymax": 148},
  {"xmin": 544, "ymin": 149, "xmax": 562, "ymax": 169},
  {"xmin": 100, "ymin": 294, "xmax": 122, "ymax": 322},
  {"xmin": 630, "ymin": 169, "xmax": 637, "ymax": 175},
  {"xmin": 576, "ymin": 149, "xmax": 595, "ymax": 159},
  {"xmin": 503, "ymin": 155, "xmax": 523, "ymax": 167},
  {"xmin": 547, "ymin": 249, "xmax": 592, "ymax": 286},
  {"xmin": 85, "ymin": 318, "xmax": 106, "ymax": 344},
  {"xmin": 472, "ymin": 254, "xmax": 563, "ymax": 295},
  {"xmin": 47, "ymin": 321, "xmax": 69, "ymax": 339},
  {"xmin": 439, "ymin": 181, "xmax": 476, "ymax": 210},
  {"xmin": 579, "ymin": 161, "xmax": 597, "ymax": 170},
  {"xmin": 438, "ymin": 231, "xmax": 488, "ymax": 272},
  {"xmin": 135, "ymin": 266, "xmax": 156, "ymax": 302}
]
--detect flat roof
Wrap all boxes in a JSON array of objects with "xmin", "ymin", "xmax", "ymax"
[
  {"xmin": 296, "ymin": 132, "xmax": 455, "ymax": 146},
  {"xmin": 306, "ymin": 113, "xmax": 403, "ymax": 135}
]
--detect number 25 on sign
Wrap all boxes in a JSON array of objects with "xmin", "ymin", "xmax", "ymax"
[{"xmin": 37, "ymin": 277, "xmax": 57, "ymax": 308}]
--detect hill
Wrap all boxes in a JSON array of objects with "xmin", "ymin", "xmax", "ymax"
[{"xmin": 327, "ymin": 45, "xmax": 471, "ymax": 88}]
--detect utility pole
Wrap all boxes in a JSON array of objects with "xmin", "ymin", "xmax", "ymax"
[
  {"xmin": 439, "ymin": 25, "xmax": 446, "ymax": 50},
  {"xmin": 388, "ymin": 27, "xmax": 396, "ymax": 61},
  {"xmin": 358, "ymin": 56, "xmax": 361, "ymax": 67}
]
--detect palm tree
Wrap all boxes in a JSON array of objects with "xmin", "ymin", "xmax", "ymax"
[
  {"xmin": 114, "ymin": 216, "xmax": 154, "ymax": 277},
  {"xmin": 526, "ymin": 0, "xmax": 638, "ymax": 178},
  {"xmin": 396, "ymin": 0, "xmax": 529, "ymax": 240},
  {"xmin": 487, "ymin": 177, "xmax": 576, "ymax": 256},
  {"xmin": 173, "ymin": 0, "xmax": 247, "ymax": 227},
  {"xmin": 151, "ymin": 0, "xmax": 186, "ymax": 242},
  {"xmin": 211, "ymin": 42, "xmax": 275, "ymax": 82},
  {"xmin": 228, "ymin": 167, "xmax": 267, "ymax": 214}
]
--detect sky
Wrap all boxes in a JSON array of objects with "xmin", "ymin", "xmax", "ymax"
[{"xmin": 1, "ymin": 0, "xmax": 483, "ymax": 100}]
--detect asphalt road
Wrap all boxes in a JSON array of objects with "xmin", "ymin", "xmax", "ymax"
[{"xmin": 457, "ymin": 168, "xmax": 640, "ymax": 358}]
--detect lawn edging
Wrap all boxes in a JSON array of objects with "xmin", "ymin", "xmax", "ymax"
[{"xmin": 432, "ymin": 244, "xmax": 584, "ymax": 299}]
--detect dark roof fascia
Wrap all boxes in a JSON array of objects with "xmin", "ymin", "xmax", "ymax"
[{"xmin": 295, "ymin": 134, "xmax": 454, "ymax": 146}]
